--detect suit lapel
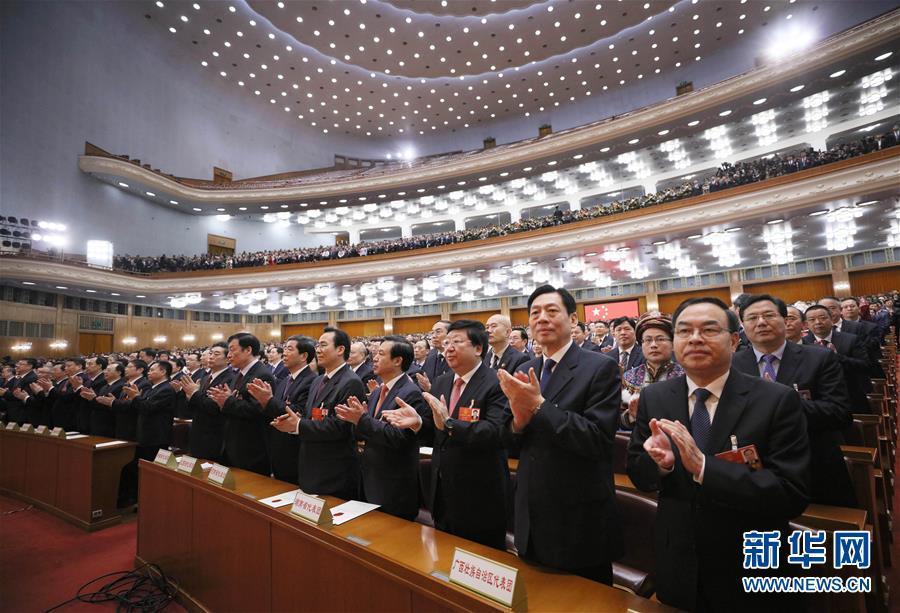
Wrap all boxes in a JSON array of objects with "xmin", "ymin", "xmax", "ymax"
[
  {"xmin": 706, "ymin": 369, "xmax": 751, "ymax": 453},
  {"xmin": 775, "ymin": 343, "xmax": 801, "ymax": 386},
  {"xmin": 669, "ymin": 377, "xmax": 690, "ymax": 426},
  {"xmin": 542, "ymin": 344, "xmax": 579, "ymax": 403}
]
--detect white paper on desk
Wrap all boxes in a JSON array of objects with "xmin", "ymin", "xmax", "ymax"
[
  {"xmin": 258, "ymin": 489, "xmax": 302, "ymax": 508},
  {"xmin": 95, "ymin": 440, "xmax": 128, "ymax": 448},
  {"xmin": 420, "ymin": 446, "xmax": 433, "ymax": 456},
  {"xmin": 330, "ymin": 500, "xmax": 380, "ymax": 526},
  {"xmin": 200, "ymin": 462, "xmax": 213, "ymax": 470},
  {"xmin": 66, "ymin": 434, "xmax": 89, "ymax": 439}
]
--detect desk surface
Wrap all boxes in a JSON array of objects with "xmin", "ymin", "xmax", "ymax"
[{"xmin": 139, "ymin": 460, "xmax": 673, "ymax": 612}]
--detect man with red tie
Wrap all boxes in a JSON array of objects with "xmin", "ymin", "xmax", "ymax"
[
  {"xmin": 336, "ymin": 336, "xmax": 425, "ymax": 520},
  {"xmin": 386, "ymin": 320, "xmax": 510, "ymax": 549}
]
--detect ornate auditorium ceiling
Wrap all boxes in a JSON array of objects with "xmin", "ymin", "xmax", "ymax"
[{"xmin": 138, "ymin": 0, "xmax": 885, "ymax": 141}]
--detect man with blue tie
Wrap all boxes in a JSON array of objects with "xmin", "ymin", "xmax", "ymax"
[
  {"xmin": 497, "ymin": 285, "xmax": 622, "ymax": 584},
  {"xmin": 627, "ymin": 297, "xmax": 810, "ymax": 611},
  {"xmin": 267, "ymin": 346, "xmax": 289, "ymax": 381},
  {"xmin": 336, "ymin": 336, "xmax": 425, "ymax": 520}
]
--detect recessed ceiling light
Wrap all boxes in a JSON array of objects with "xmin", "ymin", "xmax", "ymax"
[
  {"xmin": 260, "ymin": 205, "xmax": 269, "ymax": 210},
  {"xmin": 687, "ymin": 120, "xmax": 700, "ymax": 127},
  {"xmin": 239, "ymin": 207, "xmax": 247, "ymax": 211},
  {"xmin": 118, "ymin": 182, "xmax": 129, "ymax": 188},
  {"xmin": 808, "ymin": 210, "xmax": 828, "ymax": 216},
  {"xmin": 599, "ymin": 147, "xmax": 610, "ymax": 153},
  {"xmin": 657, "ymin": 129, "xmax": 669, "ymax": 136},
  {"xmin": 522, "ymin": 166, "xmax": 532, "ymax": 172},
  {"xmin": 146, "ymin": 191, "xmax": 156, "ymax": 197},
  {"xmin": 790, "ymin": 85, "xmax": 804, "ymax": 92},
  {"xmin": 628, "ymin": 138, "xmax": 640, "ymax": 144},
  {"xmin": 766, "ymin": 218, "xmax": 784, "ymax": 225},
  {"xmin": 725, "ymin": 227, "xmax": 741, "ymax": 233},
  {"xmin": 136, "ymin": 295, "xmax": 146, "ymax": 298},
  {"xmin": 192, "ymin": 207, "xmax": 202, "ymax": 212},
  {"xmin": 718, "ymin": 110, "xmax": 732, "ymax": 117},
  {"xmin": 169, "ymin": 200, "xmax": 178, "ymax": 205},
  {"xmin": 753, "ymin": 98, "xmax": 766, "ymax": 105},
  {"xmin": 857, "ymin": 200, "xmax": 878, "ymax": 207},
  {"xmin": 652, "ymin": 240, "xmax": 667, "ymax": 245},
  {"xmin": 22, "ymin": 281, "xmax": 35, "ymax": 285},
  {"xmin": 687, "ymin": 234, "xmax": 702, "ymax": 240},
  {"xmin": 85, "ymin": 289, "xmax": 97, "ymax": 293},
  {"xmin": 585, "ymin": 252, "xmax": 597, "ymax": 257},
  {"xmin": 875, "ymin": 51, "xmax": 893, "ymax": 61},
  {"xmin": 110, "ymin": 292, "xmax": 120, "ymax": 296},
  {"xmin": 56, "ymin": 286, "xmax": 68, "ymax": 289},
  {"xmin": 829, "ymin": 69, "xmax": 846, "ymax": 78}
]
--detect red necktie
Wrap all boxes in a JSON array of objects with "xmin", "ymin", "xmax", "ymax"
[
  {"xmin": 374, "ymin": 385, "xmax": 389, "ymax": 417},
  {"xmin": 448, "ymin": 377, "xmax": 465, "ymax": 415}
]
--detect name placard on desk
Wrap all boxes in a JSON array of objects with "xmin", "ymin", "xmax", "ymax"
[
  {"xmin": 5, "ymin": 422, "xmax": 18, "ymax": 431},
  {"xmin": 207, "ymin": 463, "xmax": 235, "ymax": 489},
  {"xmin": 290, "ymin": 491, "xmax": 332, "ymax": 527},
  {"xmin": 50, "ymin": 427, "xmax": 66, "ymax": 438},
  {"xmin": 449, "ymin": 548, "xmax": 526, "ymax": 610},
  {"xmin": 34, "ymin": 425, "xmax": 49, "ymax": 435},
  {"xmin": 153, "ymin": 449, "xmax": 177, "ymax": 469},
  {"xmin": 177, "ymin": 455, "xmax": 203, "ymax": 476},
  {"xmin": 19, "ymin": 423, "xmax": 34, "ymax": 433}
]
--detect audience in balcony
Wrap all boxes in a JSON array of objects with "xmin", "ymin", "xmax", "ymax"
[{"xmin": 110, "ymin": 133, "xmax": 895, "ymax": 274}]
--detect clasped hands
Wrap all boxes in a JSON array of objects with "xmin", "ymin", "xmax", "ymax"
[
  {"xmin": 496, "ymin": 368, "xmax": 544, "ymax": 432},
  {"xmin": 643, "ymin": 418, "xmax": 704, "ymax": 478}
]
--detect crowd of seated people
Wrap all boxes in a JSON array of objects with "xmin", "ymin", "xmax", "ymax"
[
  {"xmin": 1, "ymin": 287, "xmax": 896, "ymax": 609},
  {"xmin": 111, "ymin": 129, "xmax": 899, "ymax": 274}
]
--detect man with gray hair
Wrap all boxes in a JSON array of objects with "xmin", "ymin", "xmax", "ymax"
[{"xmin": 484, "ymin": 314, "xmax": 530, "ymax": 374}]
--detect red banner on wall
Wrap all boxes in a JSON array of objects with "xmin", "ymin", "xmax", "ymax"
[{"xmin": 584, "ymin": 300, "xmax": 640, "ymax": 322}]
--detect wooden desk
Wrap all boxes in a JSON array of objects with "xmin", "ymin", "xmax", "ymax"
[
  {"xmin": 0, "ymin": 428, "xmax": 135, "ymax": 530},
  {"xmin": 138, "ymin": 460, "xmax": 673, "ymax": 612}
]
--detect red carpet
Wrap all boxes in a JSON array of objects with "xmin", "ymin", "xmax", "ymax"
[{"xmin": 0, "ymin": 495, "xmax": 184, "ymax": 612}]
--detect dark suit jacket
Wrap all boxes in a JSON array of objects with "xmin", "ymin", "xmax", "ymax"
[
  {"xmin": 596, "ymin": 335, "xmax": 615, "ymax": 349},
  {"xmin": 187, "ymin": 368, "xmax": 234, "ymax": 462},
  {"xmin": 270, "ymin": 361, "xmax": 289, "ymax": 382},
  {"xmin": 3, "ymin": 370, "xmax": 37, "ymax": 424},
  {"xmin": 420, "ymin": 349, "xmax": 450, "ymax": 386},
  {"xmin": 90, "ymin": 378, "xmax": 125, "ymax": 437},
  {"xmin": 803, "ymin": 330, "xmax": 872, "ymax": 412},
  {"xmin": 578, "ymin": 340, "xmax": 603, "ymax": 353},
  {"xmin": 483, "ymin": 345, "xmax": 530, "ymax": 375},
  {"xmin": 841, "ymin": 319, "xmax": 885, "ymax": 377},
  {"xmin": 627, "ymin": 369, "xmax": 810, "ymax": 612},
  {"xmin": 733, "ymin": 343, "xmax": 855, "ymax": 507},
  {"xmin": 505, "ymin": 345, "xmax": 623, "ymax": 569},
  {"xmin": 50, "ymin": 373, "xmax": 90, "ymax": 432},
  {"xmin": 356, "ymin": 373, "xmax": 426, "ymax": 520},
  {"xmin": 607, "ymin": 344, "xmax": 644, "ymax": 370},
  {"xmin": 221, "ymin": 360, "xmax": 277, "ymax": 476},
  {"xmin": 76, "ymin": 372, "xmax": 106, "ymax": 436},
  {"xmin": 27, "ymin": 378, "xmax": 66, "ymax": 426},
  {"xmin": 263, "ymin": 366, "xmax": 316, "ymax": 484},
  {"xmin": 352, "ymin": 362, "xmax": 377, "ymax": 388},
  {"xmin": 111, "ymin": 377, "xmax": 150, "ymax": 441},
  {"xmin": 133, "ymin": 381, "xmax": 175, "ymax": 449},
  {"xmin": 422, "ymin": 363, "xmax": 510, "ymax": 550},
  {"xmin": 297, "ymin": 363, "xmax": 366, "ymax": 499}
]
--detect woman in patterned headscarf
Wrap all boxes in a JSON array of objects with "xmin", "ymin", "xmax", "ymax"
[{"xmin": 618, "ymin": 311, "xmax": 684, "ymax": 430}]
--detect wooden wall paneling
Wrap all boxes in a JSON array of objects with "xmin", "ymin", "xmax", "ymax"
[
  {"xmin": 657, "ymin": 287, "xmax": 732, "ymax": 315},
  {"xmin": 449, "ymin": 310, "xmax": 494, "ymax": 323},
  {"xmin": 78, "ymin": 332, "xmax": 113, "ymax": 355},
  {"xmin": 282, "ymin": 323, "xmax": 328, "ymax": 338},
  {"xmin": 191, "ymin": 488, "xmax": 272, "ymax": 612},
  {"xmin": 338, "ymin": 319, "xmax": 386, "ymax": 337},
  {"xmin": 849, "ymin": 267, "xmax": 900, "ymax": 296},
  {"xmin": 137, "ymin": 462, "xmax": 195, "ymax": 583},
  {"xmin": 393, "ymin": 315, "xmax": 439, "ymax": 335},
  {"xmin": 54, "ymin": 446, "xmax": 93, "ymax": 524},
  {"xmin": 509, "ymin": 308, "xmax": 528, "ymax": 327},
  {"xmin": 24, "ymin": 436, "xmax": 58, "ymax": 505},
  {"xmin": 0, "ymin": 434, "xmax": 28, "ymax": 494},
  {"xmin": 271, "ymin": 523, "xmax": 413, "ymax": 612},
  {"xmin": 744, "ymin": 275, "xmax": 834, "ymax": 304}
]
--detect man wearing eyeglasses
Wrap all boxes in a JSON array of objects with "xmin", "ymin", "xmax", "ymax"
[
  {"xmin": 627, "ymin": 297, "xmax": 810, "ymax": 612},
  {"xmin": 733, "ymin": 294, "xmax": 855, "ymax": 507}
]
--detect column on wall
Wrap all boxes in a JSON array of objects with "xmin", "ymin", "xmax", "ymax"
[
  {"xmin": 728, "ymin": 270, "xmax": 744, "ymax": 304},
  {"xmin": 383, "ymin": 309, "xmax": 394, "ymax": 334},
  {"xmin": 645, "ymin": 284, "xmax": 660, "ymax": 312},
  {"xmin": 830, "ymin": 256, "xmax": 852, "ymax": 297},
  {"xmin": 499, "ymin": 297, "xmax": 511, "ymax": 318}
]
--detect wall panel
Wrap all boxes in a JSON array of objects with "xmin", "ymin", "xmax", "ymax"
[
  {"xmin": 449, "ymin": 310, "xmax": 494, "ymax": 323},
  {"xmin": 744, "ymin": 275, "xmax": 834, "ymax": 304},
  {"xmin": 657, "ymin": 287, "xmax": 732, "ymax": 315},
  {"xmin": 338, "ymin": 319, "xmax": 385, "ymax": 338},
  {"xmin": 849, "ymin": 267, "xmax": 900, "ymax": 296},
  {"xmin": 392, "ymin": 316, "xmax": 437, "ymax": 336},
  {"xmin": 282, "ymin": 323, "xmax": 328, "ymax": 339}
]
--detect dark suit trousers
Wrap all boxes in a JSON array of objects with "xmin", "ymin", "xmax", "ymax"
[{"xmin": 433, "ymin": 479, "xmax": 506, "ymax": 551}]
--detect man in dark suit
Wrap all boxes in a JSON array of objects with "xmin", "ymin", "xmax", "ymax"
[
  {"xmin": 348, "ymin": 342, "xmax": 377, "ymax": 387},
  {"xmin": 509, "ymin": 326, "xmax": 534, "ymax": 359},
  {"xmin": 121, "ymin": 360, "xmax": 176, "ymax": 463},
  {"xmin": 386, "ymin": 320, "xmax": 510, "ymax": 550},
  {"xmin": 591, "ymin": 321, "xmax": 615, "ymax": 350},
  {"xmin": 607, "ymin": 317, "xmax": 645, "ymax": 371},
  {"xmin": 207, "ymin": 333, "xmax": 276, "ymax": 476},
  {"xmin": 266, "ymin": 346, "xmax": 289, "ymax": 381},
  {"xmin": 50, "ymin": 358, "xmax": 90, "ymax": 431},
  {"xmin": 484, "ymin": 314, "xmax": 530, "ymax": 374},
  {"xmin": 415, "ymin": 319, "xmax": 451, "ymax": 390},
  {"xmin": 836, "ymin": 296, "xmax": 886, "ymax": 378},
  {"xmin": 804, "ymin": 304, "xmax": 873, "ymax": 413},
  {"xmin": 735, "ymin": 294, "xmax": 855, "ymax": 507},
  {"xmin": 1, "ymin": 358, "xmax": 38, "ymax": 424},
  {"xmin": 571, "ymin": 321, "xmax": 602, "ymax": 353},
  {"xmin": 272, "ymin": 327, "xmax": 366, "ymax": 499},
  {"xmin": 497, "ymin": 285, "xmax": 623, "ymax": 584},
  {"xmin": 24, "ymin": 362, "xmax": 67, "ymax": 426},
  {"xmin": 74, "ymin": 356, "xmax": 107, "ymax": 433},
  {"xmin": 83, "ymin": 362, "xmax": 125, "ymax": 437},
  {"xmin": 628, "ymin": 297, "xmax": 810, "ymax": 612},
  {"xmin": 336, "ymin": 336, "xmax": 426, "ymax": 520},
  {"xmin": 247, "ymin": 335, "xmax": 317, "ymax": 484},
  {"xmin": 175, "ymin": 342, "xmax": 233, "ymax": 463}
]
